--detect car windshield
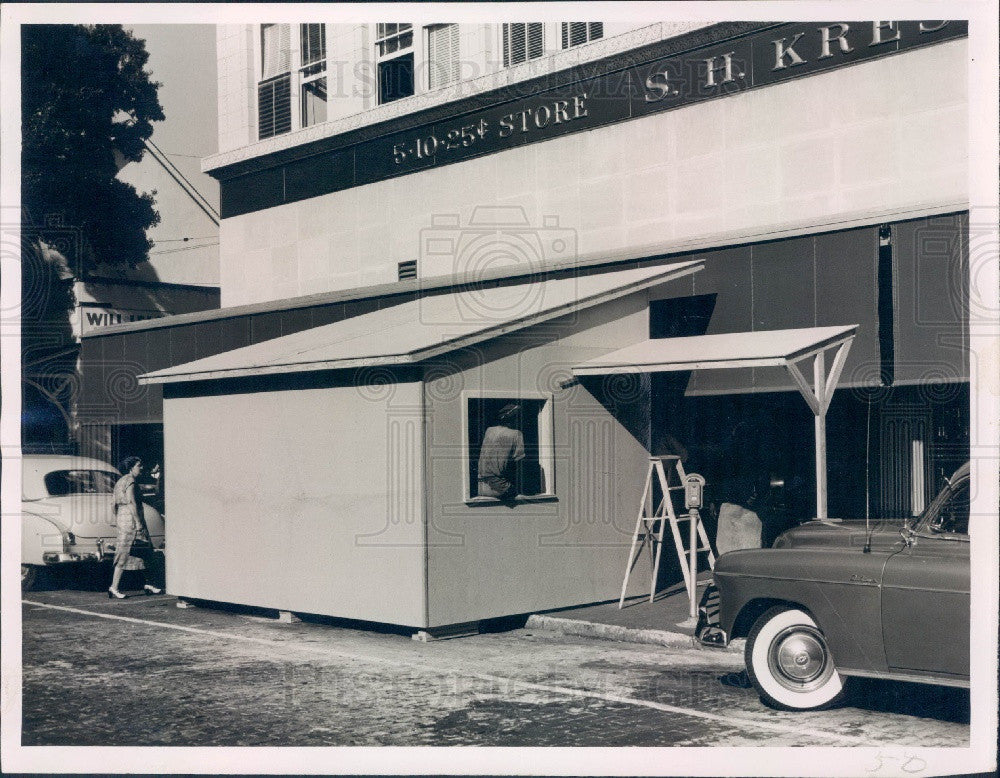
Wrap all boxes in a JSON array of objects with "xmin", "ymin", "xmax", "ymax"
[
  {"xmin": 914, "ymin": 473, "xmax": 970, "ymax": 535},
  {"xmin": 43, "ymin": 469, "xmax": 118, "ymax": 496}
]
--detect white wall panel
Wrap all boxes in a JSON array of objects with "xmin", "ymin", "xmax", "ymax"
[{"xmin": 164, "ymin": 379, "xmax": 427, "ymax": 625}]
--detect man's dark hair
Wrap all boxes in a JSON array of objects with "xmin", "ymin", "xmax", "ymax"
[
  {"xmin": 498, "ymin": 403, "xmax": 520, "ymax": 423},
  {"xmin": 119, "ymin": 456, "xmax": 141, "ymax": 474}
]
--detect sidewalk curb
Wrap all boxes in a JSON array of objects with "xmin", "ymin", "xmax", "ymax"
[{"xmin": 525, "ymin": 614, "xmax": 744, "ymax": 654}]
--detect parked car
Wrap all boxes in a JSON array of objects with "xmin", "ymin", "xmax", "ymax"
[
  {"xmin": 21, "ymin": 455, "xmax": 165, "ymax": 591},
  {"xmin": 698, "ymin": 462, "xmax": 970, "ymax": 711}
]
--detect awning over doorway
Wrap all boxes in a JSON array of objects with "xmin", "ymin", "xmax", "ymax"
[
  {"xmin": 572, "ymin": 324, "xmax": 859, "ymax": 520},
  {"xmin": 570, "ymin": 325, "xmax": 858, "ymax": 376}
]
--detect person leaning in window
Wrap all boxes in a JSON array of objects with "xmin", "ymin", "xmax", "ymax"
[
  {"xmin": 477, "ymin": 403, "xmax": 525, "ymax": 503},
  {"xmin": 108, "ymin": 456, "xmax": 162, "ymax": 599}
]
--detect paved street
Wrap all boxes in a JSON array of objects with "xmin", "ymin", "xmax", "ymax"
[{"xmin": 21, "ymin": 585, "xmax": 969, "ymax": 748}]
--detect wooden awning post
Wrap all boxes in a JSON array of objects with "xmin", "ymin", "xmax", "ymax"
[
  {"xmin": 785, "ymin": 339, "xmax": 853, "ymax": 520},
  {"xmin": 813, "ymin": 350, "xmax": 828, "ymax": 520}
]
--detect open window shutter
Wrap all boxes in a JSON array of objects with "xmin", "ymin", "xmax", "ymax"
[
  {"xmin": 561, "ymin": 22, "xmax": 603, "ymax": 48},
  {"xmin": 258, "ymin": 73, "xmax": 291, "ymax": 139},
  {"xmin": 301, "ymin": 23, "xmax": 325, "ymax": 66},
  {"xmin": 262, "ymin": 24, "xmax": 291, "ymax": 79},
  {"xmin": 428, "ymin": 24, "xmax": 460, "ymax": 89},
  {"xmin": 527, "ymin": 23, "xmax": 543, "ymax": 60},
  {"xmin": 259, "ymin": 24, "xmax": 292, "ymax": 139},
  {"xmin": 504, "ymin": 23, "xmax": 543, "ymax": 66},
  {"xmin": 505, "ymin": 24, "xmax": 523, "ymax": 67}
]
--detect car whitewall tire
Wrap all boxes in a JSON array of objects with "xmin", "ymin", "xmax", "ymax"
[{"xmin": 746, "ymin": 606, "xmax": 846, "ymax": 711}]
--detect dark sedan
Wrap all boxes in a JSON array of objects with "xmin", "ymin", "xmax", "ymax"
[{"xmin": 699, "ymin": 462, "xmax": 970, "ymax": 710}]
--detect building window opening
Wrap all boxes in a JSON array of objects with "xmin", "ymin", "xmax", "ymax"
[
  {"xmin": 301, "ymin": 78, "xmax": 327, "ymax": 127},
  {"xmin": 561, "ymin": 22, "xmax": 603, "ymax": 48},
  {"xmin": 502, "ymin": 23, "xmax": 544, "ymax": 67},
  {"xmin": 259, "ymin": 24, "xmax": 292, "ymax": 139},
  {"xmin": 427, "ymin": 23, "xmax": 460, "ymax": 90},
  {"xmin": 377, "ymin": 23, "xmax": 413, "ymax": 56},
  {"xmin": 376, "ymin": 23, "xmax": 415, "ymax": 103},
  {"xmin": 465, "ymin": 394, "xmax": 554, "ymax": 502},
  {"xmin": 300, "ymin": 23, "xmax": 327, "ymax": 127}
]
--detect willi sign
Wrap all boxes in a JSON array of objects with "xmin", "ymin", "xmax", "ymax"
[{"xmin": 80, "ymin": 308, "xmax": 162, "ymax": 334}]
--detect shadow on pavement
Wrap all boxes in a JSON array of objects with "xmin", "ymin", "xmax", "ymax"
[
  {"xmin": 23, "ymin": 559, "xmax": 165, "ymax": 595},
  {"xmin": 719, "ymin": 668, "xmax": 969, "ymax": 723},
  {"xmin": 22, "ymin": 563, "xmax": 111, "ymax": 593},
  {"xmin": 845, "ymin": 677, "xmax": 970, "ymax": 723},
  {"xmin": 719, "ymin": 669, "xmax": 753, "ymax": 689}
]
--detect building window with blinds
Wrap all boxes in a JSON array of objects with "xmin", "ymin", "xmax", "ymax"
[
  {"xmin": 561, "ymin": 22, "xmax": 603, "ymax": 48},
  {"xmin": 258, "ymin": 24, "xmax": 292, "ymax": 139},
  {"xmin": 502, "ymin": 23, "xmax": 544, "ymax": 67},
  {"xmin": 427, "ymin": 24, "xmax": 460, "ymax": 90},
  {"xmin": 299, "ymin": 23, "xmax": 327, "ymax": 127},
  {"xmin": 376, "ymin": 23, "xmax": 415, "ymax": 104}
]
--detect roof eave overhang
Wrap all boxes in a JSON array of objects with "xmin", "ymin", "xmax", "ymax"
[{"xmin": 140, "ymin": 259, "xmax": 704, "ymax": 386}]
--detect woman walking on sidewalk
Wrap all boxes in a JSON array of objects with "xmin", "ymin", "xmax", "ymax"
[{"xmin": 108, "ymin": 456, "xmax": 162, "ymax": 599}]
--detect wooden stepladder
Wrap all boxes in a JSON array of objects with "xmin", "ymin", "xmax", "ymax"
[{"xmin": 618, "ymin": 456, "xmax": 715, "ymax": 614}]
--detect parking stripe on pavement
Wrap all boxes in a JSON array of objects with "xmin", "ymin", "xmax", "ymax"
[{"xmin": 22, "ymin": 598, "xmax": 872, "ymax": 746}]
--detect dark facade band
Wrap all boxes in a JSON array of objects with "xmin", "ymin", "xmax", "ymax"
[{"xmin": 215, "ymin": 20, "xmax": 967, "ymax": 218}]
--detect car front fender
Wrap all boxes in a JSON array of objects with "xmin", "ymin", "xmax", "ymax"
[{"xmin": 714, "ymin": 548, "xmax": 892, "ymax": 674}]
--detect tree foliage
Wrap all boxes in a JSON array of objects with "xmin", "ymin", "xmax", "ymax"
[
  {"xmin": 21, "ymin": 25, "xmax": 164, "ymax": 444},
  {"xmin": 22, "ymin": 24, "xmax": 165, "ymax": 274}
]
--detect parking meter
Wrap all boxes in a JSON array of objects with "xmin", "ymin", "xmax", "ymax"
[
  {"xmin": 684, "ymin": 473, "xmax": 705, "ymax": 509},
  {"xmin": 683, "ymin": 473, "xmax": 707, "ymax": 619}
]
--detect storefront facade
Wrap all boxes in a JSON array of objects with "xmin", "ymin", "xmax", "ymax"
[
  {"xmin": 79, "ymin": 21, "xmax": 969, "ymax": 620},
  {"xmin": 206, "ymin": 21, "xmax": 967, "ymax": 306}
]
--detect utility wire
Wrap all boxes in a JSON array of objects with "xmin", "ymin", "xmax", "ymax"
[
  {"xmin": 143, "ymin": 137, "xmax": 221, "ymax": 224},
  {"xmin": 149, "ymin": 241, "xmax": 220, "ymax": 256},
  {"xmin": 152, "ymin": 236, "xmax": 219, "ymax": 243},
  {"xmin": 146, "ymin": 136, "xmax": 219, "ymax": 217},
  {"xmin": 146, "ymin": 137, "xmax": 220, "ymax": 222}
]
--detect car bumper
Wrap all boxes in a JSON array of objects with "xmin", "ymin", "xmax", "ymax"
[
  {"xmin": 42, "ymin": 551, "xmax": 101, "ymax": 564},
  {"xmin": 43, "ymin": 538, "xmax": 118, "ymax": 564}
]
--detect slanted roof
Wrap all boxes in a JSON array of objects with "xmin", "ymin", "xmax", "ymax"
[
  {"xmin": 571, "ymin": 325, "xmax": 858, "ymax": 375},
  {"xmin": 140, "ymin": 261, "xmax": 702, "ymax": 384}
]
